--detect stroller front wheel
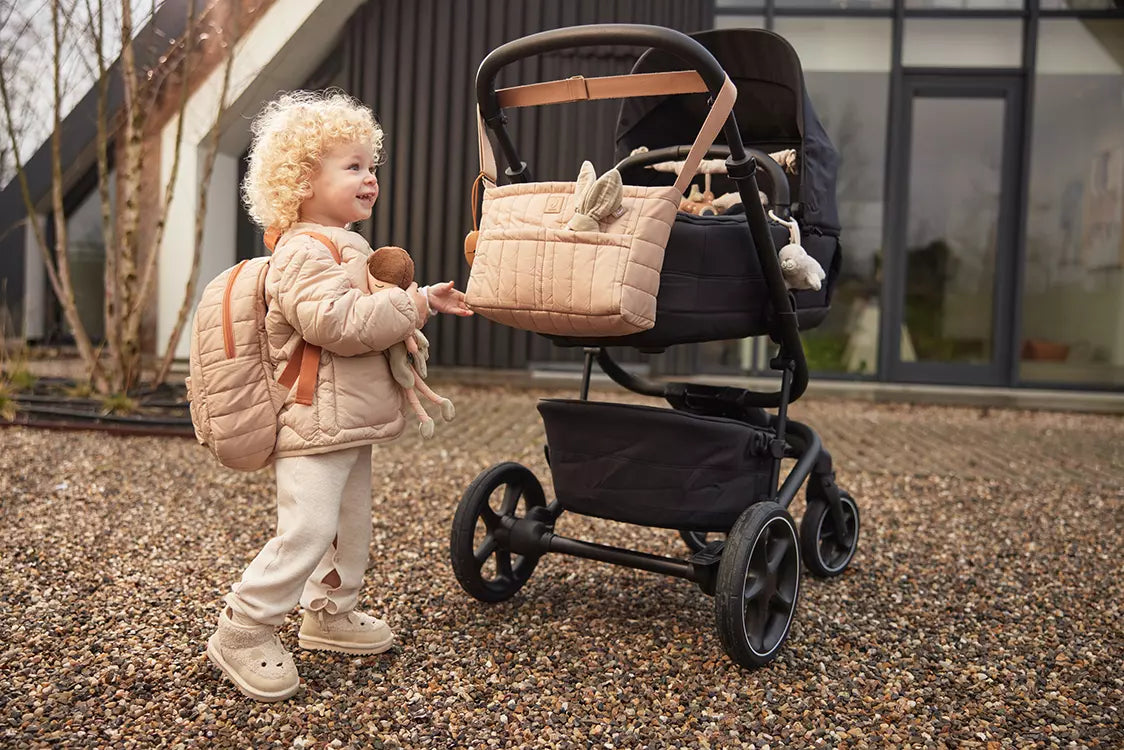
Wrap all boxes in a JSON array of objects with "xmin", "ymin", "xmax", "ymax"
[
  {"xmin": 450, "ymin": 462, "xmax": 547, "ymax": 603},
  {"xmin": 714, "ymin": 501, "xmax": 800, "ymax": 668}
]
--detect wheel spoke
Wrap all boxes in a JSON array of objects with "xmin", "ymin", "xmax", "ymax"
[
  {"xmin": 473, "ymin": 536, "xmax": 497, "ymax": 566},
  {"xmin": 820, "ymin": 541, "xmax": 839, "ymax": 566},
  {"xmin": 479, "ymin": 504, "xmax": 501, "ymax": 531},
  {"xmin": 744, "ymin": 596, "xmax": 769, "ymax": 651},
  {"xmin": 500, "ymin": 483, "xmax": 522, "ymax": 516},
  {"xmin": 766, "ymin": 534, "xmax": 793, "ymax": 575},
  {"xmin": 743, "ymin": 573, "xmax": 768, "ymax": 602},
  {"xmin": 496, "ymin": 550, "xmax": 514, "ymax": 581},
  {"xmin": 771, "ymin": 588, "xmax": 795, "ymax": 613}
]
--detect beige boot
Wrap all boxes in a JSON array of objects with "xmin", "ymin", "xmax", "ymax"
[
  {"xmin": 298, "ymin": 609, "xmax": 395, "ymax": 655},
  {"xmin": 206, "ymin": 607, "xmax": 300, "ymax": 702}
]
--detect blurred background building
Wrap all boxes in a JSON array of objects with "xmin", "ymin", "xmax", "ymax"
[{"xmin": 1, "ymin": 0, "xmax": 1121, "ymax": 394}]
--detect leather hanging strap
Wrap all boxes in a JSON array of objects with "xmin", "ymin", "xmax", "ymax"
[
  {"xmin": 496, "ymin": 70, "xmax": 708, "ymax": 109},
  {"xmin": 476, "ymin": 70, "xmax": 737, "ymax": 194}
]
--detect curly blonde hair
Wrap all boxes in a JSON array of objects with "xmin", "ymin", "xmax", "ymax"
[{"xmin": 242, "ymin": 90, "xmax": 384, "ymax": 232}]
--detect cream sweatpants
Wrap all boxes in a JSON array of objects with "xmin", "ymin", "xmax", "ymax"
[{"xmin": 225, "ymin": 445, "xmax": 373, "ymax": 627}]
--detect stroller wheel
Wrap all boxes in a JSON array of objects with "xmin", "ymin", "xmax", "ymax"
[
  {"xmin": 715, "ymin": 502, "xmax": 800, "ymax": 668},
  {"xmin": 450, "ymin": 462, "xmax": 547, "ymax": 603},
  {"xmin": 800, "ymin": 490, "xmax": 860, "ymax": 578},
  {"xmin": 679, "ymin": 530, "xmax": 726, "ymax": 554}
]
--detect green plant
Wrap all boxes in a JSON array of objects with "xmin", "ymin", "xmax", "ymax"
[
  {"xmin": 64, "ymin": 381, "xmax": 96, "ymax": 399},
  {"xmin": 7, "ymin": 367, "xmax": 36, "ymax": 391},
  {"xmin": 100, "ymin": 392, "xmax": 138, "ymax": 416},
  {"xmin": 801, "ymin": 332, "xmax": 849, "ymax": 372},
  {"xmin": 0, "ymin": 381, "xmax": 17, "ymax": 422}
]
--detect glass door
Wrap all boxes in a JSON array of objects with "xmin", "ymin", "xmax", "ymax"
[{"xmin": 883, "ymin": 74, "xmax": 1023, "ymax": 385}]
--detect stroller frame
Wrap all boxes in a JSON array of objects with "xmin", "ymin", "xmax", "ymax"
[{"xmin": 451, "ymin": 24, "xmax": 860, "ymax": 668}]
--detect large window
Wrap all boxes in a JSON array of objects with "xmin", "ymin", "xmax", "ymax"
[
  {"xmin": 773, "ymin": 18, "xmax": 892, "ymax": 375},
  {"xmin": 903, "ymin": 19, "xmax": 1023, "ymax": 68},
  {"xmin": 1022, "ymin": 19, "xmax": 1124, "ymax": 387}
]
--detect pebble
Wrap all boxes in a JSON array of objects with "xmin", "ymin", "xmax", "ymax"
[{"xmin": 0, "ymin": 384, "xmax": 1121, "ymax": 747}]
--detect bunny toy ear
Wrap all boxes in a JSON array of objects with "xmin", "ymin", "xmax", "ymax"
[
  {"xmin": 579, "ymin": 168, "xmax": 623, "ymax": 221},
  {"xmin": 768, "ymin": 209, "xmax": 801, "ymax": 247},
  {"xmin": 574, "ymin": 160, "xmax": 596, "ymax": 199}
]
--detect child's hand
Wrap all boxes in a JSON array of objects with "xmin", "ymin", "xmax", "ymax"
[
  {"xmin": 427, "ymin": 281, "xmax": 474, "ymax": 317},
  {"xmin": 405, "ymin": 282, "xmax": 429, "ymax": 327}
]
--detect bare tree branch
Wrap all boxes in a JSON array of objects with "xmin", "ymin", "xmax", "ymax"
[
  {"xmin": 49, "ymin": 0, "xmax": 105, "ymax": 387},
  {"xmin": 154, "ymin": 4, "xmax": 239, "ymax": 385}
]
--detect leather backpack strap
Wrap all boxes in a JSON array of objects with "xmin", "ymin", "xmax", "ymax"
[
  {"xmin": 292, "ymin": 340, "xmax": 322, "ymax": 406},
  {"xmin": 293, "ymin": 230, "xmax": 343, "ymax": 264},
  {"xmin": 277, "ymin": 340, "xmax": 305, "ymax": 389},
  {"xmin": 263, "ymin": 228, "xmax": 343, "ymax": 406},
  {"xmin": 222, "ymin": 260, "xmax": 251, "ymax": 359}
]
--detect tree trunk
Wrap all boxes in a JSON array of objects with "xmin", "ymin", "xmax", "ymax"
[
  {"xmin": 114, "ymin": 0, "xmax": 146, "ymax": 393},
  {"xmin": 89, "ymin": 0, "xmax": 122, "ymax": 385}
]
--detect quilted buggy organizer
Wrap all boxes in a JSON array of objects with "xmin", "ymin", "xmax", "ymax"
[
  {"xmin": 538, "ymin": 399, "xmax": 776, "ymax": 532},
  {"xmin": 465, "ymin": 182, "xmax": 681, "ymax": 337}
]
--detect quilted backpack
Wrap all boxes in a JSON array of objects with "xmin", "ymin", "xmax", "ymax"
[{"xmin": 186, "ymin": 229, "xmax": 341, "ymax": 471}]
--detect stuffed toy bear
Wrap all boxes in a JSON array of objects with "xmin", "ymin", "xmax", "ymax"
[
  {"xmin": 367, "ymin": 246, "xmax": 455, "ymax": 438},
  {"xmin": 767, "ymin": 211, "xmax": 826, "ymax": 291}
]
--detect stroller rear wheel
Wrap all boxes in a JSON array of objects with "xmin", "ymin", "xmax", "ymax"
[
  {"xmin": 715, "ymin": 502, "xmax": 800, "ymax": 668},
  {"xmin": 800, "ymin": 490, "xmax": 860, "ymax": 578},
  {"xmin": 450, "ymin": 462, "xmax": 547, "ymax": 602}
]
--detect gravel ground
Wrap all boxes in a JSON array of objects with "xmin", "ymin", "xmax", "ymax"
[{"xmin": 1, "ymin": 383, "xmax": 1121, "ymax": 748}]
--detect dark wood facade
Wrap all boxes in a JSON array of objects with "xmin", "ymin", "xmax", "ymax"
[{"xmin": 319, "ymin": 0, "xmax": 714, "ymax": 370}]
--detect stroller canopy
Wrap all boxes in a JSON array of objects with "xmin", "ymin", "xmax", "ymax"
[{"xmin": 615, "ymin": 28, "xmax": 841, "ymax": 232}]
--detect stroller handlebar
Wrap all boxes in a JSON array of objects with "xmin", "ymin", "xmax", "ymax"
[{"xmin": 476, "ymin": 24, "xmax": 729, "ymax": 122}]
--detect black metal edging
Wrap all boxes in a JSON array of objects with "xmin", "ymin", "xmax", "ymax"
[
  {"xmin": 877, "ymin": 0, "xmax": 907, "ymax": 382},
  {"xmin": 1009, "ymin": 0, "xmax": 1039, "ymax": 387},
  {"xmin": 1, "ymin": 414, "xmax": 194, "ymax": 438}
]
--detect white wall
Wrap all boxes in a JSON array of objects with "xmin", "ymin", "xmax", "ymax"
[{"xmin": 158, "ymin": 0, "xmax": 365, "ymax": 359}]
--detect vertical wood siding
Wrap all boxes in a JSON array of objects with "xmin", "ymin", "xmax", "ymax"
[{"xmin": 338, "ymin": 0, "xmax": 713, "ymax": 369}]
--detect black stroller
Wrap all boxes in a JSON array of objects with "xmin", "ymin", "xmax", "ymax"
[{"xmin": 450, "ymin": 25, "xmax": 859, "ymax": 668}]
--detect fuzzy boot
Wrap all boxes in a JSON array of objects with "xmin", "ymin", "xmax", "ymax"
[
  {"xmin": 206, "ymin": 607, "xmax": 300, "ymax": 702},
  {"xmin": 298, "ymin": 609, "xmax": 395, "ymax": 655}
]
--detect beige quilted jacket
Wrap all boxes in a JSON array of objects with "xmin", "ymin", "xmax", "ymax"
[{"xmin": 265, "ymin": 222, "xmax": 419, "ymax": 457}]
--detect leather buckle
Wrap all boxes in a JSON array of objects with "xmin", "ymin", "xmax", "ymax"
[{"xmin": 566, "ymin": 75, "xmax": 589, "ymax": 102}]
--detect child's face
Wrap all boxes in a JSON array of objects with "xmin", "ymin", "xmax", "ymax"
[{"xmin": 299, "ymin": 141, "xmax": 380, "ymax": 227}]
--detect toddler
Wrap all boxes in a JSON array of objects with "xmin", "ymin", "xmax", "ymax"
[{"xmin": 205, "ymin": 90, "xmax": 471, "ymax": 702}]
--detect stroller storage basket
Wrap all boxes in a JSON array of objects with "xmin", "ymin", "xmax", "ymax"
[
  {"xmin": 538, "ymin": 399, "xmax": 775, "ymax": 531},
  {"xmin": 547, "ymin": 212, "xmax": 841, "ymax": 349}
]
